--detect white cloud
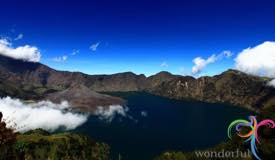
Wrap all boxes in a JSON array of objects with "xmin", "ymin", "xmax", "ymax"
[
  {"xmin": 14, "ymin": 33, "xmax": 23, "ymax": 41},
  {"xmin": 89, "ymin": 42, "xmax": 100, "ymax": 52},
  {"xmin": 71, "ymin": 49, "xmax": 79, "ymax": 55},
  {"xmin": 192, "ymin": 54, "xmax": 216, "ymax": 74},
  {"xmin": 235, "ymin": 41, "xmax": 275, "ymax": 88},
  {"xmin": 160, "ymin": 61, "xmax": 168, "ymax": 67},
  {"xmin": 53, "ymin": 55, "xmax": 68, "ymax": 62},
  {"xmin": 0, "ymin": 38, "xmax": 41, "ymax": 62},
  {"xmin": 0, "ymin": 97, "xmax": 88, "ymax": 133},
  {"xmin": 191, "ymin": 50, "xmax": 233, "ymax": 75},
  {"xmin": 235, "ymin": 41, "xmax": 275, "ymax": 78},
  {"xmin": 0, "ymin": 38, "xmax": 10, "ymax": 45},
  {"xmin": 268, "ymin": 79, "xmax": 275, "ymax": 88},
  {"xmin": 223, "ymin": 50, "xmax": 233, "ymax": 58},
  {"xmin": 95, "ymin": 105, "xmax": 128, "ymax": 122}
]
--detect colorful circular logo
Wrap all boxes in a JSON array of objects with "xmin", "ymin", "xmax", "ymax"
[{"xmin": 228, "ymin": 116, "xmax": 275, "ymax": 160}]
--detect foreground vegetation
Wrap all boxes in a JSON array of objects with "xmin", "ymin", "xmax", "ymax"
[
  {"xmin": 0, "ymin": 118, "xmax": 110, "ymax": 160},
  {"xmin": 1, "ymin": 105, "xmax": 275, "ymax": 160}
]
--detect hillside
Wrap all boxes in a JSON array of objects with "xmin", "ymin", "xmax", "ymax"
[
  {"xmin": 0, "ymin": 111, "xmax": 110, "ymax": 160},
  {"xmin": 148, "ymin": 70, "xmax": 275, "ymax": 110},
  {"xmin": 1, "ymin": 54, "xmax": 275, "ymax": 111},
  {"xmin": 0, "ymin": 129, "xmax": 110, "ymax": 160}
]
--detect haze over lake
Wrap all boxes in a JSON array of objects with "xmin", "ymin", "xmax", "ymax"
[{"xmin": 74, "ymin": 92, "xmax": 251, "ymax": 160}]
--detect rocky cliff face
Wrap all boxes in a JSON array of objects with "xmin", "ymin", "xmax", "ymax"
[
  {"xmin": 148, "ymin": 70, "xmax": 275, "ymax": 110},
  {"xmin": 45, "ymin": 83, "xmax": 125, "ymax": 112},
  {"xmin": 1, "ymin": 55, "xmax": 275, "ymax": 111}
]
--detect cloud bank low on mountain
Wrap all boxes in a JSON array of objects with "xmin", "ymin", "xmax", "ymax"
[
  {"xmin": 0, "ymin": 38, "xmax": 41, "ymax": 62},
  {"xmin": 235, "ymin": 41, "xmax": 275, "ymax": 87},
  {"xmin": 0, "ymin": 97, "xmax": 88, "ymax": 132},
  {"xmin": 268, "ymin": 79, "xmax": 275, "ymax": 87},
  {"xmin": 95, "ymin": 105, "xmax": 129, "ymax": 122}
]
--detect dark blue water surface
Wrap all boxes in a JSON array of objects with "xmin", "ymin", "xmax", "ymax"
[{"xmin": 74, "ymin": 92, "xmax": 251, "ymax": 160}]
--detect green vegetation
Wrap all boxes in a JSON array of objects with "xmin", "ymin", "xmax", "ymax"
[
  {"xmin": 16, "ymin": 129, "xmax": 110, "ymax": 160},
  {"xmin": 0, "ymin": 128, "xmax": 110, "ymax": 160}
]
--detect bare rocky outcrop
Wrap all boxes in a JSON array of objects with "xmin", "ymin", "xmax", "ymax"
[{"xmin": 45, "ymin": 84, "xmax": 125, "ymax": 112}]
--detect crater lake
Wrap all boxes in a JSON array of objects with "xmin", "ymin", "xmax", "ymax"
[{"xmin": 74, "ymin": 92, "xmax": 252, "ymax": 160}]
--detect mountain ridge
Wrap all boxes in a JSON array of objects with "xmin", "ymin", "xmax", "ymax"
[{"xmin": 0, "ymin": 54, "xmax": 275, "ymax": 111}]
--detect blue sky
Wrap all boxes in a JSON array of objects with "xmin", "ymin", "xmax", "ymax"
[{"xmin": 1, "ymin": 0, "xmax": 275, "ymax": 76}]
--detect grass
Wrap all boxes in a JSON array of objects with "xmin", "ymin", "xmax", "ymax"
[{"xmin": 0, "ymin": 129, "xmax": 110, "ymax": 160}]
